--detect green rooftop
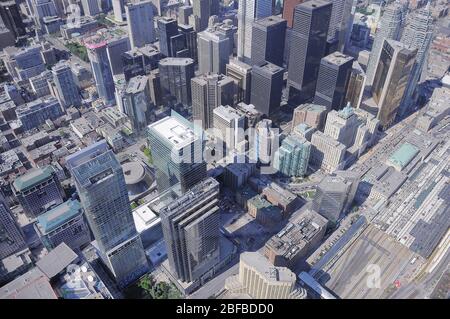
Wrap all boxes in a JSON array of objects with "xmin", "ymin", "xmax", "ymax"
[
  {"xmin": 13, "ymin": 166, "xmax": 56, "ymax": 192},
  {"xmin": 37, "ymin": 199, "xmax": 82, "ymax": 234},
  {"xmin": 387, "ymin": 142, "xmax": 420, "ymax": 170}
]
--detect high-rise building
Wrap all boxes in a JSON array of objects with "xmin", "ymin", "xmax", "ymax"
[
  {"xmin": 282, "ymin": 0, "xmax": 305, "ymax": 28},
  {"xmin": 287, "ymin": 0, "xmax": 332, "ymax": 104},
  {"xmin": 237, "ymin": 0, "xmax": 272, "ymax": 63},
  {"xmin": 178, "ymin": 5, "xmax": 193, "ymax": 25},
  {"xmin": 370, "ymin": 39, "xmax": 417, "ymax": 129},
  {"xmin": 0, "ymin": 194, "xmax": 27, "ymax": 260},
  {"xmin": 160, "ymin": 177, "xmax": 220, "ymax": 283},
  {"xmin": 81, "ymin": 0, "xmax": 101, "ymax": 17},
  {"xmin": 273, "ymin": 134, "xmax": 311, "ymax": 177},
  {"xmin": 197, "ymin": 27, "xmax": 230, "ymax": 75},
  {"xmin": 0, "ymin": 1, "xmax": 26, "ymax": 38},
  {"xmin": 365, "ymin": 2, "xmax": 406, "ymax": 86},
  {"xmin": 35, "ymin": 199, "xmax": 91, "ymax": 252},
  {"xmin": 345, "ymin": 61, "xmax": 366, "ymax": 109},
  {"xmin": 310, "ymin": 130, "xmax": 346, "ymax": 173},
  {"xmin": 251, "ymin": 16, "xmax": 287, "ymax": 67},
  {"xmin": 52, "ymin": 60, "xmax": 81, "ymax": 108},
  {"xmin": 191, "ymin": 0, "xmax": 210, "ymax": 32},
  {"xmin": 250, "ymin": 61, "xmax": 284, "ymax": 116},
  {"xmin": 15, "ymin": 96, "xmax": 64, "ymax": 131},
  {"xmin": 123, "ymin": 75, "xmax": 153, "ymax": 135},
  {"xmin": 126, "ymin": 1, "xmax": 155, "ymax": 49},
  {"xmin": 399, "ymin": 3, "xmax": 434, "ymax": 116},
  {"xmin": 147, "ymin": 112, "xmax": 207, "ymax": 196},
  {"xmin": 66, "ymin": 140, "xmax": 148, "ymax": 288},
  {"xmin": 177, "ymin": 24, "xmax": 198, "ymax": 61},
  {"xmin": 191, "ymin": 73, "xmax": 234, "ymax": 129},
  {"xmin": 226, "ymin": 59, "xmax": 252, "ymax": 104},
  {"xmin": 158, "ymin": 57, "xmax": 195, "ymax": 106},
  {"xmin": 12, "ymin": 166, "xmax": 65, "ymax": 218},
  {"xmin": 314, "ymin": 52, "xmax": 353, "ymax": 111},
  {"xmin": 157, "ymin": 17, "xmax": 179, "ymax": 57},
  {"xmin": 326, "ymin": 0, "xmax": 354, "ymax": 52},
  {"xmin": 253, "ymin": 119, "xmax": 277, "ymax": 165},
  {"xmin": 224, "ymin": 252, "xmax": 303, "ymax": 299},
  {"xmin": 323, "ymin": 104, "xmax": 360, "ymax": 147},
  {"xmin": 112, "ymin": 0, "xmax": 125, "ymax": 22},
  {"xmin": 213, "ymin": 105, "xmax": 246, "ymax": 152},
  {"xmin": 312, "ymin": 171, "xmax": 359, "ymax": 222},
  {"xmin": 291, "ymin": 103, "xmax": 327, "ymax": 130}
]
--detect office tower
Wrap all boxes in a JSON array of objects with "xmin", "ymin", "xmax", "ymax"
[
  {"xmin": 250, "ymin": 61, "xmax": 284, "ymax": 116},
  {"xmin": 349, "ymin": 18, "xmax": 371, "ymax": 49},
  {"xmin": 123, "ymin": 75, "xmax": 153, "ymax": 135},
  {"xmin": 113, "ymin": 0, "xmax": 125, "ymax": 22},
  {"xmin": 121, "ymin": 44, "xmax": 162, "ymax": 81},
  {"xmin": 282, "ymin": 0, "xmax": 304, "ymax": 28},
  {"xmin": 106, "ymin": 36, "xmax": 132, "ymax": 76},
  {"xmin": 192, "ymin": 73, "xmax": 234, "ymax": 129},
  {"xmin": 324, "ymin": 104, "xmax": 360, "ymax": 147},
  {"xmin": 29, "ymin": 71, "xmax": 52, "ymax": 98},
  {"xmin": 81, "ymin": 0, "xmax": 101, "ymax": 16},
  {"xmin": 287, "ymin": 0, "xmax": 332, "ymax": 104},
  {"xmin": 12, "ymin": 166, "xmax": 65, "ymax": 218},
  {"xmin": 197, "ymin": 28, "xmax": 230, "ymax": 75},
  {"xmin": 253, "ymin": 119, "xmax": 276, "ymax": 165},
  {"xmin": 327, "ymin": 0, "xmax": 353, "ymax": 52},
  {"xmin": 225, "ymin": 252, "xmax": 302, "ymax": 299},
  {"xmin": 251, "ymin": 16, "xmax": 287, "ymax": 67},
  {"xmin": 310, "ymin": 130, "xmax": 346, "ymax": 173},
  {"xmin": 0, "ymin": 1, "xmax": 25, "ymax": 38},
  {"xmin": 158, "ymin": 57, "xmax": 195, "ymax": 106},
  {"xmin": 399, "ymin": 4, "xmax": 434, "ymax": 116},
  {"xmin": 273, "ymin": 133, "xmax": 311, "ymax": 177},
  {"xmin": 191, "ymin": 0, "xmax": 212, "ymax": 32},
  {"xmin": 178, "ymin": 24, "xmax": 198, "ymax": 61},
  {"xmin": 345, "ymin": 61, "xmax": 366, "ymax": 109},
  {"xmin": 147, "ymin": 112, "xmax": 207, "ymax": 195},
  {"xmin": 15, "ymin": 96, "xmax": 64, "ymax": 131},
  {"xmin": 148, "ymin": 69, "xmax": 162, "ymax": 106},
  {"xmin": 291, "ymin": 103, "xmax": 327, "ymax": 130},
  {"xmin": 0, "ymin": 194, "xmax": 27, "ymax": 260},
  {"xmin": 178, "ymin": 5, "xmax": 193, "ymax": 25},
  {"xmin": 158, "ymin": 17, "xmax": 179, "ymax": 57},
  {"xmin": 213, "ymin": 105, "xmax": 246, "ymax": 151},
  {"xmin": 35, "ymin": 199, "xmax": 91, "ymax": 252},
  {"xmin": 30, "ymin": 0, "xmax": 57, "ymax": 27},
  {"xmin": 371, "ymin": 39, "xmax": 417, "ymax": 129},
  {"xmin": 67, "ymin": 141, "xmax": 148, "ymax": 288},
  {"xmin": 312, "ymin": 171, "xmax": 359, "ymax": 222},
  {"xmin": 237, "ymin": 0, "xmax": 272, "ymax": 63},
  {"xmin": 160, "ymin": 177, "xmax": 220, "ymax": 283},
  {"xmin": 126, "ymin": 1, "xmax": 155, "ymax": 49},
  {"xmin": 3, "ymin": 45, "xmax": 46, "ymax": 81},
  {"xmin": 52, "ymin": 60, "xmax": 81, "ymax": 108},
  {"xmin": 366, "ymin": 2, "xmax": 406, "ymax": 86},
  {"xmin": 314, "ymin": 52, "xmax": 353, "ymax": 111},
  {"xmin": 226, "ymin": 59, "xmax": 252, "ymax": 105}
]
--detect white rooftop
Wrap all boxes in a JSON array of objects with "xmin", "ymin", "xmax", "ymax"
[{"xmin": 148, "ymin": 116, "xmax": 197, "ymax": 149}]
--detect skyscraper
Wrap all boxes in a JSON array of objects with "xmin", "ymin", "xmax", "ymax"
[
  {"xmin": 370, "ymin": 39, "xmax": 417, "ymax": 129},
  {"xmin": 0, "ymin": 1, "xmax": 26, "ymax": 38},
  {"xmin": 314, "ymin": 52, "xmax": 353, "ymax": 111},
  {"xmin": 213, "ymin": 105, "xmax": 246, "ymax": 152},
  {"xmin": 81, "ymin": 0, "xmax": 101, "ymax": 17},
  {"xmin": 112, "ymin": 0, "xmax": 125, "ymax": 22},
  {"xmin": 282, "ymin": 0, "xmax": 305, "ymax": 28},
  {"xmin": 226, "ymin": 59, "xmax": 252, "ymax": 104},
  {"xmin": 237, "ymin": 0, "xmax": 272, "ymax": 63},
  {"xmin": 123, "ymin": 75, "xmax": 153, "ymax": 135},
  {"xmin": 197, "ymin": 27, "xmax": 230, "ymax": 75},
  {"xmin": 287, "ymin": 0, "xmax": 332, "ymax": 104},
  {"xmin": 251, "ymin": 16, "xmax": 287, "ymax": 67},
  {"xmin": 147, "ymin": 112, "xmax": 207, "ymax": 196},
  {"xmin": 323, "ymin": 104, "xmax": 360, "ymax": 147},
  {"xmin": 0, "ymin": 193, "xmax": 27, "ymax": 260},
  {"xmin": 326, "ymin": 0, "xmax": 354, "ymax": 52},
  {"xmin": 158, "ymin": 17, "xmax": 179, "ymax": 57},
  {"xmin": 66, "ymin": 140, "xmax": 148, "ymax": 288},
  {"xmin": 126, "ymin": 1, "xmax": 155, "ymax": 49},
  {"xmin": 158, "ymin": 57, "xmax": 195, "ymax": 106},
  {"xmin": 365, "ymin": 2, "xmax": 406, "ymax": 87},
  {"xmin": 160, "ymin": 177, "xmax": 220, "ymax": 283},
  {"xmin": 345, "ymin": 61, "xmax": 366, "ymax": 109},
  {"xmin": 250, "ymin": 61, "xmax": 284, "ymax": 116},
  {"xmin": 191, "ymin": 73, "xmax": 234, "ymax": 129},
  {"xmin": 399, "ymin": 3, "xmax": 434, "ymax": 116},
  {"xmin": 52, "ymin": 60, "xmax": 81, "ymax": 108},
  {"xmin": 273, "ymin": 134, "xmax": 311, "ymax": 177},
  {"xmin": 191, "ymin": 0, "xmax": 210, "ymax": 32}
]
